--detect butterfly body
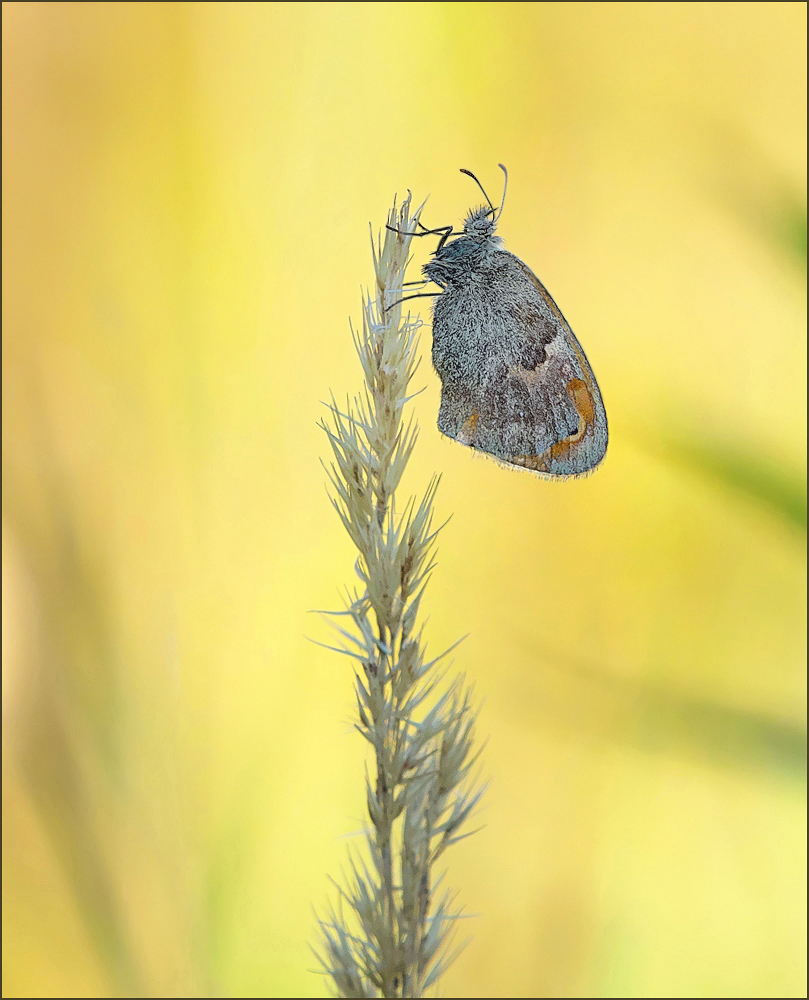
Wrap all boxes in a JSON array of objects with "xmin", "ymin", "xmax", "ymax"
[{"xmin": 423, "ymin": 200, "xmax": 608, "ymax": 479}]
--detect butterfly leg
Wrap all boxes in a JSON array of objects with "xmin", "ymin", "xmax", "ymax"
[
  {"xmin": 385, "ymin": 224, "xmax": 455, "ymax": 250},
  {"xmin": 382, "ymin": 291, "xmax": 441, "ymax": 313}
]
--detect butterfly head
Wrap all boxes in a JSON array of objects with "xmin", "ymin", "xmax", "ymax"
[
  {"xmin": 463, "ymin": 206, "xmax": 497, "ymax": 242},
  {"xmin": 422, "ymin": 166, "xmax": 509, "ymax": 285},
  {"xmin": 458, "ymin": 165, "xmax": 508, "ymax": 243}
]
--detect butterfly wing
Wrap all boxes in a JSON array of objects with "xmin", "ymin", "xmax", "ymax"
[{"xmin": 433, "ymin": 256, "xmax": 608, "ymax": 478}]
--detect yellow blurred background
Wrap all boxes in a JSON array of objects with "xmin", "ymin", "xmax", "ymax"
[{"xmin": 2, "ymin": 3, "xmax": 805, "ymax": 997}]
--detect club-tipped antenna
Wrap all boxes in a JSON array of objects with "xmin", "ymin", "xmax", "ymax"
[
  {"xmin": 459, "ymin": 168, "xmax": 495, "ymax": 215},
  {"xmin": 495, "ymin": 163, "xmax": 508, "ymax": 221}
]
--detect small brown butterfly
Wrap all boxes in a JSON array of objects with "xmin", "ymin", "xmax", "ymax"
[{"xmin": 395, "ymin": 166, "xmax": 608, "ymax": 479}]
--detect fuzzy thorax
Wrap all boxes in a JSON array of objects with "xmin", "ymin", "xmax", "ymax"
[{"xmin": 423, "ymin": 210, "xmax": 504, "ymax": 289}]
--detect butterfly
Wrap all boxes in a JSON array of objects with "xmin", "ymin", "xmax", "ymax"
[{"xmin": 393, "ymin": 166, "xmax": 607, "ymax": 479}]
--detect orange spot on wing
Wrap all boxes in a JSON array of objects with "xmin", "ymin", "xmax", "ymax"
[
  {"xmin": 568, "ymin": 377, "xmax": 595, "ymax": 424},
  {"xmin": 548, "ymin": 378, "xmax": 595, "ymax": 457},
  {"xmin": 508, "ymin": 377, "xmax": 596, "ymax": 469},
  {"xmin": 457, "ymin": 409, "xmax": 479, "ymax": 445}
]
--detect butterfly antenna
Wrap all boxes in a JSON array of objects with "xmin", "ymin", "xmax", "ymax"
[
  {"xmin": 459, "ymin": 168, "xmax": 495, "ymax": 215},
  {"xmin": 495, "ymin": 164, "xmax": 508, "ymax": 221}
]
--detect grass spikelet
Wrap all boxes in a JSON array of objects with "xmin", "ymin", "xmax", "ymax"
[{"xmin": 315, "ymin": 194, "xmax": 484, "ymax": 998}]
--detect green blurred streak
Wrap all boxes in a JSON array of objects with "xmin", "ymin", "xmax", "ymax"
[
  {"xmin": 4, "ymin": 381, "xmax": 146, "ymax": 995},
  {"xmin": 708, "ymin": 122, "xmax": 807, "ymax": 270},
  {"xmin": 658, "ymin": 132, "xmax": 807, "ymax": 532},
  {"xmin": 660, "ymin": 433, "xmax": 807, "ymax": 533},
  {"xmin": 629, "ymin": 676, "xmax": 807, "ymax": 780},
  {"xmin": 18, "ymin": 700, "xmax": 147, "ymax": 998},
  {"xmin": 200, "ymin": 792, "xmax": 268, "ymax": 997},
  {"xmin": 774, "ymin": 204, "xmax": 808, "ymax": 266},
  {"xmin": 738, "ymin": 185, "xmax": 807, "ymax": 269},
  {"xmin": 5, "ymin": 551, "xmax": 148, "ymax": 996},
  {"xmin": 523, "ymin": 645, "xmax": 806, "ymax": 781}
]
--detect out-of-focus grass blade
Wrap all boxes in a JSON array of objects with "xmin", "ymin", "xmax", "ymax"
[
  {"xmin": 520, "ymin": 644, "xmax": 806, "ymax": 780},
  {"xmin": 706, "ymin": 123, "xmax": 807, "ymax": 270},
  {"xmin": 773, "ymin": 203, "xmax": 807, "ymax": 266},
  {"xmin": 630, "ymin": 676, "xmax": 807, "ymax": 778},
  {"xmin": 737, "ymin": 184, "xmax": 807, "ymax": 269},
  {"xmin": 3, "ymin": 382, "xmax": 145, "ymax": 996},
  {"xmin": 658, "ymin": 432, "xmax": 807, "ymax": 533}
]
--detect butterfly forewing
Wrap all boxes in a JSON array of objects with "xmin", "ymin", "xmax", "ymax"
[{"xmin": 433, "ymin": 252, "xmax": 607, "ymax": 479}]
